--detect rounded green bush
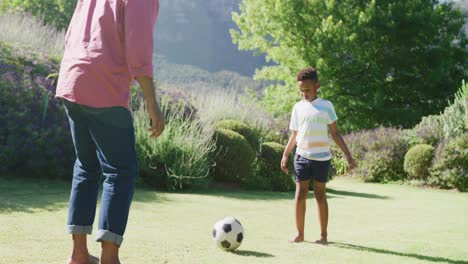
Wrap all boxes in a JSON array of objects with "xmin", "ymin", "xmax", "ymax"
[
  {"xmin": 430, "ymin": 134, "xmax": 468, "ymax": 191},
  {"xmin": 213, "ymin": 128, "xmax": 255, "ymax": 183},
  {"xmin": 216, "ymin": 119, "xmax": 259, "ymax": 152},
  {"xmin": 404, "ymin": 144, "xmax": 435, "ymax": 180},
  {"xmin": 244, "ymin": 142, "xmax": 295, "ymax": 192},
  {"xmin": 261, "ymin": 142, "xmax": 295, "ymax": 191}
]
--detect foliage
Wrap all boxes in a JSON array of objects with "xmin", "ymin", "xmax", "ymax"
[
  {"xmin": 430, "ymin": 134, "xmax": 468, "ymax": 191},
  {"xmin": 440, "ymin": 80, "xmax": 468, "ymax": 139},
  {"xmin": 330, "ymin": 155, "xmax": 348, "ymax": 177},
  {"xmin": 336, "ymin": 127, "xmax": 409, "ymax": 182},
  {"xmin": 0, "ymin": 43, "xmax": 72, "ymax": 178},
  {"xmin": 0, "ymin": 0, "xmax": 76, "ymax": 30},
  {"xmin": 409, "ymin": 115, "xmax": 444, "ymax": 147},
  {"xmin": 232, "ymin": 0, "xmax": 467, "ymax": 132},
  {"xmin": 189, "ymin": 86, "xmax": 276, "ymax": 137},
  {"xmin": 243, "ymin": 142, "xmax": 295, "ymax": 192},
  {"xmin": 213, "ymin": 128, "xmax": 255, "ymax": 183},
  {"xmin": 261, "ymin": 142, "xmax": 295, "ymax": 191},
  {"xmin": 134, "ymin": 100, "xmax": 216, "ymax": 191},
  {"xmin": 216, "ymin": 119, "xmax": 258, "ymax": 152},
  {"xmin": 131, "ymin": 85, "xmax": 197, "ymax": 122},
  {"xmin": 0, "ymin": 13, "xmax": 64, "ymax": 59},
  {"xmin": 404, "ymin": 144, "xmax": 434, "ymax": 180}
]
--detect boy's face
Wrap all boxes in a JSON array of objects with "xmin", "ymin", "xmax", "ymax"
[{"xmin": 297, "ymin": 79, "xmax": 320, "ymax": 101}]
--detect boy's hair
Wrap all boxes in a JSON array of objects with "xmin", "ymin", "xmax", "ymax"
[{"xmin": 297, "ymin": 67, "xmax": 318, "ymax": 82}]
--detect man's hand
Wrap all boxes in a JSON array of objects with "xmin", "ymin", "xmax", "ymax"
[
  {"xmin": 147, "ymin": 101, "xmax": 165, "ymax": 138},
  {"xmin": 135, "ymin": 76, "xmax": 165, "ymax": 138},
  {"xmin": 281, "ymin": 155, "xmax": 289, "ymax": 174}
]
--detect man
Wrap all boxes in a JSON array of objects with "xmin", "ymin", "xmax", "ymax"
[{"xmin": 55, "ymin": 1, "xmax": 165, "ymax": 263}]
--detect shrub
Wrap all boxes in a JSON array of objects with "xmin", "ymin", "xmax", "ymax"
[
  {"xmin": 404, "ymin": 144, "xmax": 435, "ymax": 180},
  {"xmin": 242, "ymin": 160, "xmax": 273, "ymax": 191},
  {"xmin": 189, "ymin": 86, "xmax": 275, "ymax": 135},
  {"xmin": 410, "ymin": 115, "xmax": 444, "ymax": 146},
  {"xmin": 430, "ymin": 134, "xmax": 468, "ymax": 191},
  {"xmin": 134, "ymin": 100, "xmax": 216, "ymax": 191},
  {"xmin": 213, "ymin": 128, "xmax": 255, "ymax": 183},
  {"xmin": 440, "ymin": 80, "xmax": 467, "ymax": 139},
  {"xmin": 260, "ymin": 142, "xmax": 295, "ymax": 191},
  {"xmin": 330, "ymin": 155, "xmax": 348, "ymax": 178},
  {"xmin": 243, "ymin": 142, "xmax": 295, "ymax": 192},
  {"xmin": 0, "ymin": 46, "xmax": 73, "ymax": 178},
  {"xmin": 338, "ymin": 127, "xmax": 409, "ymax": 182},
  {"xmin": 261, "ymin": 113, "xmax": 291, "ymax": 146},
  {"xmin": 131, "ymin": 85, "xmax": 197, "ymax": 121},
  {"xmin": 216, "ymin": 119, "xmax": 258, "ymax": 152},
  {"xmin": 0, "ymin": 13, "xmax": 64, "ymax": 59},
  {"xmin": 0, "ymin": 0, "xmax": 76, "ymax": 30}
]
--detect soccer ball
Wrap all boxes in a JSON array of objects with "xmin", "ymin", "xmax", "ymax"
[{"xmin": 212, "ymin": 217, "xmax": 244, "ymax": 251}]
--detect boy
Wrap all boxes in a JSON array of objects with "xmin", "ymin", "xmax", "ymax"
[{"xmin": 281, "ymin": 67, "xmax": 355, "ymax": 245}]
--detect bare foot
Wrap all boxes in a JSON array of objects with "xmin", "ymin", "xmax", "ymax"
[
  {"xmin": 100, "ymin": 259, "xmax": 121, "ymax": 264},
  {"xmin": 89, "ymin": 255, "xmax": 99, "ymax": 264},
  {"xmin": 288, "ymin": 234, "xmax": 304, "ymax": 243},
  {"xmin": 68, "ymin": 254, "xmax": 99, "ymax": 264},
  {"xmin": 315, "ymin": 237, "xmax": 328, "ymax": 245}
]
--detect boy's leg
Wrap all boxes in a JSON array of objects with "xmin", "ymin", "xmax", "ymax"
[
  {"xmin": 85, "ymin": 106, "xmax": 138, "ymax": 262},
  {"xmin": 290, "ymin": 154, "xmax": 312, "ymax": 242},
  {"xmin": 64, "ymin": 101, "xmax": 102, "ymax": 264},
  {"xmin": 290, "ymin": 179, "xmax": 310, "ymax": 242},
  {"xmin": 313, "ymin": 180, "xmax": 328, "ymax": 245},
  {"xmin": 311, "ymin": 159, "xmax": 331, "ymax": 245}
]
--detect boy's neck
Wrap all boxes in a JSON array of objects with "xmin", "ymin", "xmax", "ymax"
[{"xmin": 304, "ymin": 96, "xmax": 318, "ymax": 102}]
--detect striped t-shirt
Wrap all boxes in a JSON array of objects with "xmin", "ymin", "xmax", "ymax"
[{"xmin": 289, "ymin": 98, "xmax": 338, "ymax": 161}]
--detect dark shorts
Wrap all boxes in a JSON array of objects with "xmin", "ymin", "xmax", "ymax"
[{"xmin": 293, "ymin": 154, "xmax": 331, "ymax": 183}]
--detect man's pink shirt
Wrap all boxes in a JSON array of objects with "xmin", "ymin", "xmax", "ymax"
[{"xmin": 56, "ymin": 0, "xmax": 159, "ymax": 110}]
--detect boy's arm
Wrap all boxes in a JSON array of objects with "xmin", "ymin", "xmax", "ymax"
[
  {"xmin": 328, "ymin": 122, "xmax": 356, "ymax": 171},
  {"xmin": 281, "ymin": 131, "xmax": 298, "ymax": 174}
]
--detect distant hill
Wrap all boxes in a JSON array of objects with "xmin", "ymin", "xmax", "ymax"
[
  {"xmin": 153, "ymin": 55, "xmax": 268, "ymax": 93},
  {"xmin": 154, "ymin": 0, "xmax": 268, "ymax": 77}
]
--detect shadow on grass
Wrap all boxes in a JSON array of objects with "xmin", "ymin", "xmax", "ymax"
[
  {"xmin": 186, "ymin": 189, "xmax": 294, "ymax": 200},
  {"xmin": 326, "ymin": 188, "xmax": 390, "ymax": 199},
  {"xmin": 0, "ymin": 178, "xmax": 171, "ymax": 213},
  {"xmin": 133, "ymin": 187, "xmax": 172, "ymax": 203},
  {"xmin": 231, "ymin": 249, "xmax": 274, "ymax": 258},
  {"xmin": 187, "ymin": 188, "xmax": 387, "ymax": 201},
  {"xmin": 329, "ymin": 242, "xmax": 468, "ymax": 264},
  {"xmin": 0, "ymin": 177, "xmax": 70, "ymax": 213}
]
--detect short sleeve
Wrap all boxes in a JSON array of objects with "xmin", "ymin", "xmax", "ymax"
[
  {"xmin": 289, "ymin": 105, "xmax": 298, "ymax": 131},
  {"xmin": 124, "ymin": 0, "xmax": 159, "ymax": 79},
  {"xmin": 328, "ymin": 102, "xmax": 338, "ymax": 124}
]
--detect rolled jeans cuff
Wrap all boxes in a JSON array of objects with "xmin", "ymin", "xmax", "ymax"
[
  {"xmin": 66, "ymin": 225, "xmax": 92, "ymax": 235},
  {"xmin": 96, "ymin": 229, "xmax": 124, "ymax": 247}
]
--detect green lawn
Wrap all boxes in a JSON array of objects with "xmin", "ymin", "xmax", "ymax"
[{"xmin": 0, "ymin": 177, "xmax": 467, "ymax": 264}]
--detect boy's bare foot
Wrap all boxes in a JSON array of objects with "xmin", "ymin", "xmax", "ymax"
[
  {"xmin": 314, "ymin": 237, "xmax": 328, "ymax": 245},
  {"xmin": 288, "ymin": 234, "xmax": 304, "ymax": 243},
  {"xmin": 68, "ymin": 254, "xmax": 99, "ymax": 264}
]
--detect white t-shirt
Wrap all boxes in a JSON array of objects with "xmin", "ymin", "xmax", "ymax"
[{"xmin": 289, "ymin": 98, "xmax": 338, "ymax": 161}]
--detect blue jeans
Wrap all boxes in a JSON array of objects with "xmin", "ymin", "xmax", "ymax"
[{"xmin": 63, "ymin": 100, "xmax": 138, "ymax": 246}]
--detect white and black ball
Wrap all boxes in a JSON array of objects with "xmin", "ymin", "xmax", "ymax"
[{"xmin": 212, "ymin": 217, "xmax": 244, "ymax": 251}]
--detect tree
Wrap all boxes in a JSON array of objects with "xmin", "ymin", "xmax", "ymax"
[
  {"xmin": 1, "ymin": 0, "xmax": 77, "ymax": 30},
  {"xmin": 231, "ymin": 0, "xmax": 467, "ymax": 132}
]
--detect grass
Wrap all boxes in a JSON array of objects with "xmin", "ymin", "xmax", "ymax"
[
  {"xmin": 0, "ymin": 177, "xmax": 467, "ymax": 264},
  {"xmin": 0, "ymin": 13, "xmax": 64, "ymax": 59}
]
